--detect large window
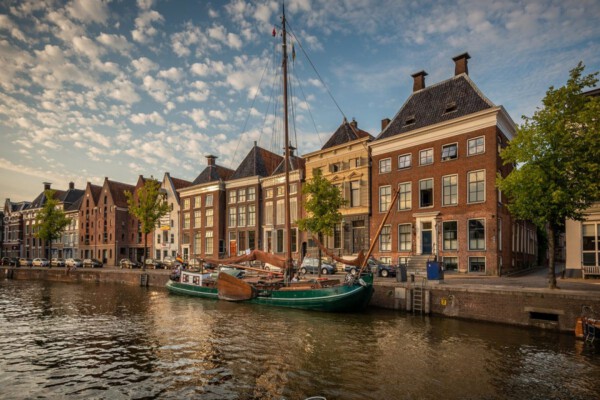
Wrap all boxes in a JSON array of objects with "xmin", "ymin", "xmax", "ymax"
[
  {"xmin": 468, "ymin": 219, "xmax": 485, "ymax": 250},
  {"xmin": 276, "ymin": 199, "xmax": 285, "ymax": 225},
  {"xmin": 205, "ymin": 231, "xmax": 213, "ymax": 254},
  {"xmin": 194, "ymin": 232, "xmax": 202, "ymax": 255},
  {"xmin": 228, "ymin": 207, "xmax": 237, "ymax": 227},
  {"xmin": 238, "ymin": 189, "xmax": 246, "ymax": 202},
  {"xmin": 248, "ymin": 204, "xmax": 256, "ymax": 226},
  {"xmin": 398, "ymin": 224, "xmax": 411, "ymax": 251},
  {"xmin": 583, "ymin": 223, "xmax": 600, "ymax": 266},
  {"xmin": 183, "ymin": 198, "xmax": 190, "ymax": 210},
  {"xmin": 238, "ymin": 206, "xmax": 246, "ymax": 227},
  {"xmin": 442, "ymin": 175, "xmax": 458, "ymax": 206},
  {"xmin": 441, "ymin": 143, "xmax": 458, "ymax": 161},
  {"xmin": 350, "ymin": 181, "xmax": 360, "ymax": 207},
  {"xmin": 194, "ymin": 210, "xmax": 201, "ymax": 227},
  {"xmin": 398, "ymin": 154, "xmax": 412, "ymax": 169},
  {"xmin": 398, "ymin": 182, "xmax": 411, "ymax": 210},
  {"xmin": 469, "ymin": 257, "xmax": 486, "ymax": 272},
  {"xmin": 334, "ymin": 224, "xmax": 342, "ymax": 249},
  {"xmin": 183, "ymin": 212, "xmax": 190, "ymax": 229},
  {"xmin": 265, "ymin": 202, "xmax": 273, "ymax": 225},
  {"xmin": 379, "ymin": 186, "xmax": 391, "ymax": 212},
  {"xmin": 468, "ymin": 136, "xmax": 485, "ymax": 155},
  {"xmin": 380, "ymin": 225, "xmax": 391, "ymax": 251},
  {"xmin": 205, "ymin": 208, "xmax": 213, "ymax": 227},
  {"xmin": 419, "ymin": 179, "xmax": 433, "ymax": 208},
  {"xmin": 205, "ymin": 194, "xmax": 213, "ymax": 207},
  {"xmin": 379, "ymin": 158, "xmax": 391, "ymax": 173},
  {"xmin": 420, "ymin": 148, "xmax": 433, "ymax": 165},
  {"xmin": 276, "ymin": 229, "xmax": 284, "ymax": 253},
  {"xmin": 194, "ymin": 196, "xmax": 201, "ymax": 208},
  {"xmin": 443, "ymin": 256, "xmax": 458, "ymax": 271},
  {"xmin": 248, "ymin": 187, "xmax": 256, "ymax": 201},
  {"xmin": 468, "ymin": 170, "xmax": 486, "ymax": 203},
  {"xmin": 229, "ymin": 190, "xmax": 237, "ymax": 204},
  {"xmin": 443, "ymin": 221, "xmax": 458, "ymax": 250}
]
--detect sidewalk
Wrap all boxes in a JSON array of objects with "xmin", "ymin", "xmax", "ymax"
[{"xmin": 439, "ymin": 267, "xmax": 600, "ymax": 293}]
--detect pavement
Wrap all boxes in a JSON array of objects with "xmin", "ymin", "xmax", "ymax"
[{"xmin": 412, "ymin": 266, "xmax": 600, "ymax": 293}]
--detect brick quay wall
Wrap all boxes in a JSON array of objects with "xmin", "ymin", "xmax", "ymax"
[{"xmin": 3, "ymin": 267, "xmax": 599, "ymax": 333}]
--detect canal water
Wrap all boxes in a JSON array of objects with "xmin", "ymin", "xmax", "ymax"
[{"xmin": 1, "ymin": 280, "xmax": 599, "ymax": 400}]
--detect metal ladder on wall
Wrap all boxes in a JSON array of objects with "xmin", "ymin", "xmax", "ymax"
[{"xmin": 412, "ymin": 279, "xmax": 425, "ymax": 314}]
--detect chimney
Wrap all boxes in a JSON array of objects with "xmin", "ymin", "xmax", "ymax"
[
  {"xmin": 69, "ymin": 181, "xmax": 74, "ymax": 190},
  {"xmin": 206, "ymin": 155, "xmax": 216, "ymax": 166},
  {"xmin": 350, "ymin": 118, "xmax": 358, "ymax": 129},
  {"xmin": 43, "ymin": 182, "xmax": 51, "ymax": 191},
  {"xmin": 381, "ymin": 118, "xmax": 391, "ymax": 131},
  {"xmin": 452, "ymin": 52, "xmax": 471, "ymax": 76},
  {"xmin": 411, "ymin": 70, "xmax": 428, "ymax": 92}
]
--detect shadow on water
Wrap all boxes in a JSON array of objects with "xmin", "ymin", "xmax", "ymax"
[{"xmin": 1, "ymin": 279, "xmax": 600, "ymax": 399}]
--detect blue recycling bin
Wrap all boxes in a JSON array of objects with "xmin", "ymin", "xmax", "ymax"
[{"xmin": 427, "ymin": 261, "xmax": 444, "ymax": 280}]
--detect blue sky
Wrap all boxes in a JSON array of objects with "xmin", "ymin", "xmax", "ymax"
[{"xmin": 1, "ymin": 0, "xmax": 600, "ymax": 203}]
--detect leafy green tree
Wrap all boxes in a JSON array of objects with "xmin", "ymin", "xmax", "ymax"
[
  {"xmin": 35, "ymin": 189, "xmax": 71, "ymax": 260},
  {"xmin": 297, "ymin": 168, "xmax": 346, "ymax": 276},
  {"xmin": 497, "ymin": 63, "xmax": 600, "ymax": 288},
  {"xmin": 125, "ymin": 178, "xmax": 170, "ymax": 269}
]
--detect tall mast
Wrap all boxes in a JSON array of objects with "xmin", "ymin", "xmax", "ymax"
[{"xmin": 281, "ymin": 5, "xmax": 293, "ymax": 280}]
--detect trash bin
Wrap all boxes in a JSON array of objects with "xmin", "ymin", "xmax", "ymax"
[
  {"xmin": 396, "ymin": 265, "xmax": 407, "ymax": 282},
  {"xmin": 426, "ymin": 261, "xmax": 444, "ymax": 280}
]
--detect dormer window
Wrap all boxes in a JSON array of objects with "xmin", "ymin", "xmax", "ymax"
[
  {"xmin": 444, "ymin": 101, "xmax": 457, "ymax": 114},
  {"xmin": 405, "ymin": 115, "xmax": 416, "ymax": 125}
]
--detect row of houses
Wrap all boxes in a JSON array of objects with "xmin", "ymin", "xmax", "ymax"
[{"xmin": 4, "ymin": 53, "xmax": 593, "ymax": 276}]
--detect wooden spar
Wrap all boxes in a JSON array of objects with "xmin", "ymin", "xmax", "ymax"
[
  {"xmin": 282, "ymin": 5, "xmax": 293, "ymax": 282},
  {"xmin": 217, "ymin": 271, "xmax": 256, "ymax": 301},
  {"xmin": 219, "ymin": 263, "xmax": 284, "ymax": 275},
  {"xmin": 358, "ymin": 188, "xmax": 401, "ymax": 275}
]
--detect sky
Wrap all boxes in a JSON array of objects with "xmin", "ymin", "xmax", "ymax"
[{"xmin": 1, "ymin": 0, "xmax": 600, "ymax": 203}]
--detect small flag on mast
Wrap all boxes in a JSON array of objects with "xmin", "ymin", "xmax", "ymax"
[{"xmin": 272, "ymin": 28, "xmax": 276, "ymax": 37}]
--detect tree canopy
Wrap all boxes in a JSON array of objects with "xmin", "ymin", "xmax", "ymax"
[
  {"xmin": 497, "ymin": 62, "xmax": 600, "ymax": 287},
  {"xmin": 125, "ymin": 177, "xmax": 170, "ymax": 266},
  {"xmin": 35, "ymin": 189, "xmax": 71, "ymax": 258}
]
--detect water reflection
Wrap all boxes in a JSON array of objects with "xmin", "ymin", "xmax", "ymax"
[{"xmin": 1, "ymin": 279, "xmax": 600, "ymax": 399}]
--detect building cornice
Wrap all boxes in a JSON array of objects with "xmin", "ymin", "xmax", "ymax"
[
  {"xmin": 178, "ymin": 182, "xmax": 224, "ymax": 196},
  {"xmin": 303, "ymin": 136, "xmax": 370, "ymax": 161},
  {"xmin": 225, "ymin": 176, "xmax": 260, "ymax": 189}
]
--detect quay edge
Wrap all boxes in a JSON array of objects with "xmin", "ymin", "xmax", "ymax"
[{"xmin": 3, "ymin": 266, "xmax": 600, "ymax": 333}]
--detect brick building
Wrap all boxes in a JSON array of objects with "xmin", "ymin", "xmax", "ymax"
[
  {"xmin": 369, "ymin": 53, "xmax": 537, "ymax": 275},
  {"xmin": 2, "ymin": 199, "xmax": 29, "ymax": 258},
  {"xmin": 179, "ymin": 155, "xmax": 234, "ymax": 262},
  {"xmin": 79, "ymin": 178, "xmax": 135, "ymax": 265},
  {"xmin": 303, "ymin": 118, "xmax": 373, "ymax": 258}
]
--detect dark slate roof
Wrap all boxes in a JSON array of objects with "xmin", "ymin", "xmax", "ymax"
[
  {"xmin": 322, "ymin": 119, "xmax": 373, "ymax": 150},
  {"xmin": 229, "ymin": 145, "xmax": 283, "ymax": 180},
  {"xmin": 65, "ymin": 196, "xmax": 82, "ymax": 212},
  {"xmin": 377, "ymin": 74, "xmax": 495, "ymax": 140},
  {"xmin": 193, "ymin": 165, "xmax": 234, "ymax": 185},
  {"xmin": 59, "ymin": 189, "xmax": 85, "ymax": 205},
  {"xmin": 272, "ymin": 154, "xmax": 306, "ymax": 175},
  {"xmin": 107, "ymin": 179, "xmax": 135, "ymax": 208},
  {"xmin": 89, "ymin": 184, "xmax": 103, "ymax": 204},
  {"xmin": 171, "ymin": 176, "xmax": 193, "ymax": 190},
  {"xmin": 29, "ymin": 189, "xmax": 65, "ymax": 209}
]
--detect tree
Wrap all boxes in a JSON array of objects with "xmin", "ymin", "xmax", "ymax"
[
  {"xmin": 125, "ymin": 177, "xmax": 170, "ymax": 269},
  {"xmin": 35, "ymin": 189, "xmax": 71, "ymax": 260},
  {"xmin": 497, "ymin": 62, "xmax": 600, "ymax": 289},
  {"xmin": 296, "ymin": 168, "xmax": 346, "ymax": 276}
]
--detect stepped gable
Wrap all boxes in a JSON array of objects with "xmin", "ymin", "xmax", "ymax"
[
  {"xmin": 377, "ymin": 53, "xmax": 495, "ymax": 141},
  {"xmin": 89, "ymin": 183, "xmax": 103, "ymax": 204},
  {"xmin": 229, "ymin": 143, "xmax": 283, "ymax": 180},
  {"xmin": 193, "ymin": 155, "xmax": 234, "ymax": 185},
  {"xmin": 106, "ymin": 178, "xmax": 135, "ymax": 208},
  {"xmin": 321, "ymin": 118, "xmax": 373, "ymax": 150}
]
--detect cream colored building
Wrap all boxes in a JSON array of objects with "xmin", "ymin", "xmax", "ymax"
[
  {"xmin": 302, "ymin": 118, "xmax": 373, "ymax": 257},
  {"xmin": 565, "ymin": 203, "xmax": 600, "ymax": 277}
]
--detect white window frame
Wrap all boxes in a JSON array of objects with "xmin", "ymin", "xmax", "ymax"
[
  {"xmin": 379, "ymin": 158, "xmax": 391, "ymax": 174},
  {"xmin": 398, "ymin": 223, "xmax": 412, "ymax": 251},
  {"xmin": 419, "ymin": 178, "xmax": 434, "ymax": 208},
  {"xmin": 379, "ymin": 185, "xmax": 392, "ymax": 212},
  {"xmin": 398, "ymin": 182, "xmax": 412, "ymax": 211},
  {"xmin": 441, "ymin": 143, "xmax": 458, "ymax": 161},
  {"xmin": 398, "ymin": 153, "xmax": 412, "ymax": 169},
  {"xmin": 442, "ymin": 174, "xmax": 458, "ymax": 206},
  {"xmin": 468, "ymin": 136, "xmax": 485, "ymax": 156},
  {"xmin": 468, "ymin": 170, "xmax": 486, "ymax": 204},
  {"xmin": 379, "ymin": 225, "xmax": 391, "ymax": 252},
  {"xmin": 468, "ymin": 219, "xmax": 486, "ymax": 250},
  {"xmin": 419, "ymin": 148, "xmax": 433, "ymax": 166},
  {"xmin": 443, "ymin": 220, "xmax": 458, "ymax": 251}
]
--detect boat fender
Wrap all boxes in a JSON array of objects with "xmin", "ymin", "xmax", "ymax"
[{"xmin": 358, "ymin": 278, "xmax": 367, "ymax": 287}]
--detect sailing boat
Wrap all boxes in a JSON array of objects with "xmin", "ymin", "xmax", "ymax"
[{"xmin": 166, "ymin": 6, "xmax": 375, "ymax": 312}]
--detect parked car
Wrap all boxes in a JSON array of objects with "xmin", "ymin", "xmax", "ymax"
[
  {"xmin": 300, "ymin": 258, "xmax": 338, "ymax": 275},
  {"xmin": 162, "ymin": 256, "xmax": 178, "ymax": 268},
  {"xmin": 32, "ymin": 258, "xmax": 50, "ymax": 267},
  {"xmin": 144, "ymin": 258, "xmax": 164, "ymax": 269},
  {"xmin": 344, "ymin": 257, "xmax": 397, "ymax": 277},
  {"xmin": 83, "ymin": 258, "xmax": 103, "ymax": 268},
  {"xmin": 65, "ymin": 258, "xmax": 83, "ymax": 268},
  {"xmin": 50, "ymin": 258, "xmax": 66, "ymax": 267},
  {"xmin": 119, "ymin": 259, "xmax": 141, "ymax": 269},
  {"xmin": 19, "ymin": 258, "xmax": 33, "ymax": 267},
  {"xmin": 2, "ymin": 257, "xmax": 19, "ymax": 266}
]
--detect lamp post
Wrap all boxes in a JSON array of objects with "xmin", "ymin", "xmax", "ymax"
[{"xmin": 435, "ymin": 215, "xmax": 442, "ymax": 262}]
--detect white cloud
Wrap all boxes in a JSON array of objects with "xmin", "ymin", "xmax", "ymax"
[
  {"xmin": 131, "ymin": 57, "xmax": 158, "ymax": 77},
  {"xmin": 83, "ymin": 130, "xmax": 111, "ymax": 148},
  {"xmin": 72, "ymin": 35, "xmax": 105, "ymax": 60},
  {"xmin": 190, "ymin": 62, "xmax": 209, "ymax": 76},
  {"xmin": 142, "ymin": 75, "xmax": 170, "ymax": 103},
  {"xmin": 130, "ymin": 111, "xmax": 166, "ymax": 126},
  {"xmin": 158, "ymin": 67, "xmax": 183, "ymax": 82},
  {"xmin": 97, "ymin": 32, "xmax": 133, "ymax": 55},
  {"xmin": 106, "ymin": 77, "xmax": 140, "ymax": 104},
  {"xmin": 132, "ymin": 9, "xmax": 164, "ymax": 43},
  {"xmin": 186, "ymin": 108, "xmax": 209, "ymax": 128},
  {"xmin": 67, "ymin": 0, "xmax": 109, "ymax": 24},
  {"xmin": 0, "ymin": 15, "xmax": 27, "ymax": 42},
  {"xmin": 209, "ymin": 109, "xmax": 227, "ymax": 121}
]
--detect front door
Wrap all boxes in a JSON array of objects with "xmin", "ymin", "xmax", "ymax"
[{"xmin": 422, "ymin": 221, "xmax": 433, "ymax": 254}]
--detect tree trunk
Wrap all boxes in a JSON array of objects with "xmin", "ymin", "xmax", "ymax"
[
  {"xmin": 317, "ymin": 234, "xmax": 322, "ymax": 278},
  {"xmin": 547, "ymin": 224, "xmax": 557, "ymax": 289},
  {"xmin": 143, "ymin": 231, "xmax": 147, "ymax": 271}
]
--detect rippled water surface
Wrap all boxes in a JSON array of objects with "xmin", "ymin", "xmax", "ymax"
[{"xmin": 1, "ymin": 279, "xmax": 600, "ymax": 399}]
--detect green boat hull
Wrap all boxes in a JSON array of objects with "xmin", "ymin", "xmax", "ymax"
[{"xmin": 166, "ymin": 274, "xmax": 374, "ymax": 313}]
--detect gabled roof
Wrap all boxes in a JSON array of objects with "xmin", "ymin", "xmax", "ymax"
[
  {"xmin": 170, "ymin": 176, "xmax": 193, "ymax": 190},
  {"xmin": 29, "ymin": 189, "xmax": 66, "ymax": 209},
  {"xmin": 88, "ymin": 183, "xmax": 103, "ymax": 204},
  {"xmin": 229, "ymin": 145, "xmax": 283, "ymax": 180},
  {"xmin": 65, "ymin": 196, "xmax": 83, "ymax": 212},
  {"xmin": 59, "ymin": 188, "xmax": 85, "ymax": 205},
  {"xmin": 272, "ymin": 154, "xmax": 306, "ymax": 175},
  {"xmin": 106, "ymin": 179, "xmax": 135, "ymax": 208},
  {"xmin": 377, "ymin": 74, "xmax": 495, "ymax": 140},
  {"xmin": 193, "ymin": 164, "xmax": 234, "ymax": 185},
  {"xmin": 322, "ymin": 119, "xmax": 373, "ymax": 150}
]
